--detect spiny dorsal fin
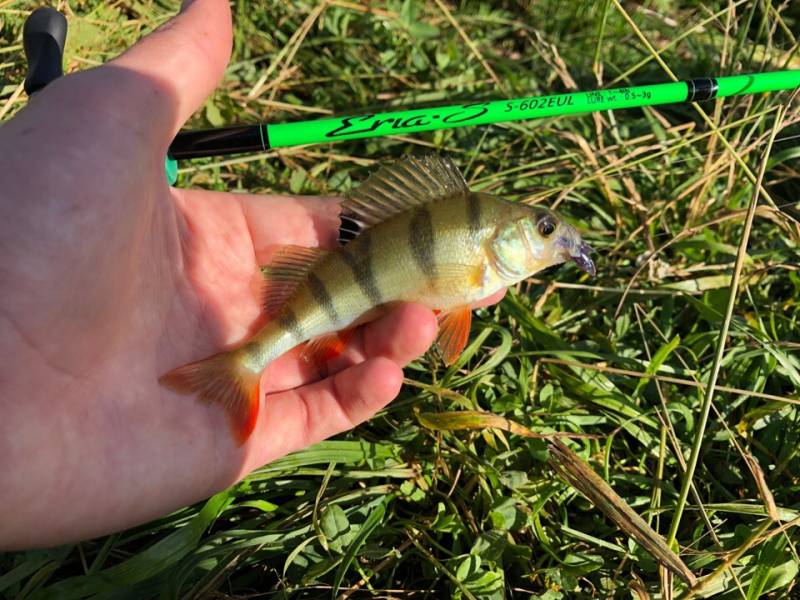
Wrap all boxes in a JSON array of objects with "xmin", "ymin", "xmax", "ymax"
[
  {"xmin": 262, "ymin": 245, "xmax": 328, "ymax": 318},
  {"xmin": 340, "ymin": 154, "xmax": 468, "ymax": 239}
]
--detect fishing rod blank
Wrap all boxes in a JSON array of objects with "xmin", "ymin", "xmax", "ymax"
[
  {"xmin": 17, "ymin": 8, "xmax": 799, "ymax": 184},
  {"xmin": 169, "ymin": 70, "xmax": 800, "ymax": 160}
]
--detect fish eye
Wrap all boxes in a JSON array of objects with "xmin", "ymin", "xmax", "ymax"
[{"xmin": 537, "ymin": 216, "xmax": 556, "ymax": 237}]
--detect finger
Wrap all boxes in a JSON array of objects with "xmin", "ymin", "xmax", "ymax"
[
  {"xmin": 249, "ymin": 357, "xmax": 404, "ymax": 468},
  {"xmin": 264, "ymin": 302, "xmax": 437, "ymax": 392},
  {"xmin": 333, "ymin": 294, "xmax": 501, "ymax": 369},
  {"xmin": 110, "ymin": 0, "xmax": 232, "ymax": 138},
  {"xmin": 236, "ymin": 193, "xmax": 342, "ymax": 263},
  {"xmin": 173, "ymin": 189, "xmax": 341, "ymax": 261},
  {"xmin": 264, "ymin": 294, "xmax": 505, "ymax": 392},
  {"xmin": 351, "ymin": 302, "xmax": 439, "ymax": 364}
]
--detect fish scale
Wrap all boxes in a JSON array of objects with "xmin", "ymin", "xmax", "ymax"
[{"xmin": 160, "ymin": 154, "xmax": 595, "ymax": 445}]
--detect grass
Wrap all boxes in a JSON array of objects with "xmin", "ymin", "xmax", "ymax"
[{"xmin": 2, "ymin": 0, "xmax": 800, "ymax": 598}]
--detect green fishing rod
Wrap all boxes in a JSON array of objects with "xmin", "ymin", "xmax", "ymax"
[
  {"xmin": 167, "ymin": 70, "xmax": 799, "ymax": 183},
  {"xmin": 171, "ymin": 70, "xmax": 800, "ymax": 154},
  {"xmin": 20, "ymin": 8, "xmax": 800, "ymax": 186}
]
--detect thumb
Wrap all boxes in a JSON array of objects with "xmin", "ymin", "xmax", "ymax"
[{"xmin": 110, "ymin": 0, "xmax": 232, "ymax": 139}]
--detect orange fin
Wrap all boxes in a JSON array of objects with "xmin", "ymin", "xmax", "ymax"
[
  {"xmin": 301, "ymin": 328, "xmax": 356, "ymax": 366},
  {"xmin": 262, "ymin": 245, "xmax": 328, "ymax": 319},
  {"xmin": 159, "ymin": 352, "xmax": 261, "ymax": 446},
  {"xmin": 436, "ymin": 306, "xmax": 472, "ymax": 366}
]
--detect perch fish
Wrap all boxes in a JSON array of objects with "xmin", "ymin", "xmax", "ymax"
[{"xmin": 160, "ymin": 155, "xmax": 595, "ymax": 444}]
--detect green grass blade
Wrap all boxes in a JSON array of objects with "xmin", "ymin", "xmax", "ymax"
[{"xmin": 331, "ymin": 496, "xmax": 389, "ymax": 598}]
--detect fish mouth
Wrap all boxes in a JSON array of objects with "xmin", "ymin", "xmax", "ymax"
[{"xmin": 571, "ymin": 241, "xmax": 596, "ymax": 277}]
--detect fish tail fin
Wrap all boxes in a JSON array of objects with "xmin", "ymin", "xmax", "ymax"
[{"xmin": 159, "ymin": 351, "xmax": 261, "ymax": 446}]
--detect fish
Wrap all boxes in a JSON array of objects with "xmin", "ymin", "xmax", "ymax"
[{"xmin": 159, "ymin": 154, "xmax": 595, "ymax": 444}]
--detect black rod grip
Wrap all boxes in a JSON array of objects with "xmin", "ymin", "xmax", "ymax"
[
  {"xmin": 169, "ymin": 125, "xmax": 267, "ymax": 159},
  {"xmin": 23, "ymin": 7, "xmax": 67, "ymax": 96}
]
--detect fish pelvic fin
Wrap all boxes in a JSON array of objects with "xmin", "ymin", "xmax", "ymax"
[
  {"xmin": 436, "ymin": 306, "xmax": 473, "ymax": 366},
  {"xmin": 159, "ymin": 351, "xmax": 261, "ymax": 446},
  {"xmin": 301, "ymin": 327, "xmax": 357, "ymax": 367},
  {"xmin": 339, "ymin": 154, "xmax": 469, "ymax": 243}
]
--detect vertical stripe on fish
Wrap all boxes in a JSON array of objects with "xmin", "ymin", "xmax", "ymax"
[
  {"xmin": 467, "ymin": 193, "xmax": 481, "ymax": 239},
  {"xmin": 276, "ymin": 308, "xmax": 304, "ymax": 340},
  {"xmin": 410, "ymin": 206, "xmax": 436, "ymax": 282},
  {"xmin": 340, "ymin": 233, "xmax": 383, "ymax": 305},
  {"xmin": 306, "ymin": 272, "xmax": 339, "ymax": 325}
]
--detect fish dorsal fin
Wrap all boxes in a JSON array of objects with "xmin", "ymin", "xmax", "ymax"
[
  {"xmin": 262, "ymin": 245, "xmax": 328, "ymax": 318},
  {"xmin": 340, "ymin": 154, "xmax": 468, "ymax": 238}
]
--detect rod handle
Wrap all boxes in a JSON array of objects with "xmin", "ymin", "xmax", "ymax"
[{"xmin": 23, "ymin": 7, "xmax": 67, "ymax": 95}]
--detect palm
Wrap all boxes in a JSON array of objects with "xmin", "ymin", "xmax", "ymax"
[
  {"xmin": 1, "ymin": 91, "xmax": 438, "ymax": 545},
  {"xmin": 0, "ymin": 66, "xmax": 436, "ymax": 552},
  {"xmin": 0, "ymin": 0, "xmax": 499, "ymax": 549}
]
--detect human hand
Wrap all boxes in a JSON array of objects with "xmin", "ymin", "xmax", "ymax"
[{"xmin": 0, "ymin": 0, "xmax": 503, "ymax": 549}]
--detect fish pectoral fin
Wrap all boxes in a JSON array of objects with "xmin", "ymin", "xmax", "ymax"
[
  {"xmin": 432, "ymin": 262, "xmax": 487, "ymax": 290},
  {"xmin": 435, "ymin": 306, "xmax": 473, "ymax": 366},
  {"xmin": 301, "ymin": 327, "xmax": 357, "ymax": 366},
  {"xmin": 261, "ymin": 245, "xmax": 329, "ymax": 319},
  {"xmin": 159, "ymin": 351, "xmax": 261, "ymax": 446},
  {"xmin": 339, "ymin": 154, "xmax": 469, "ymax": 240}
]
